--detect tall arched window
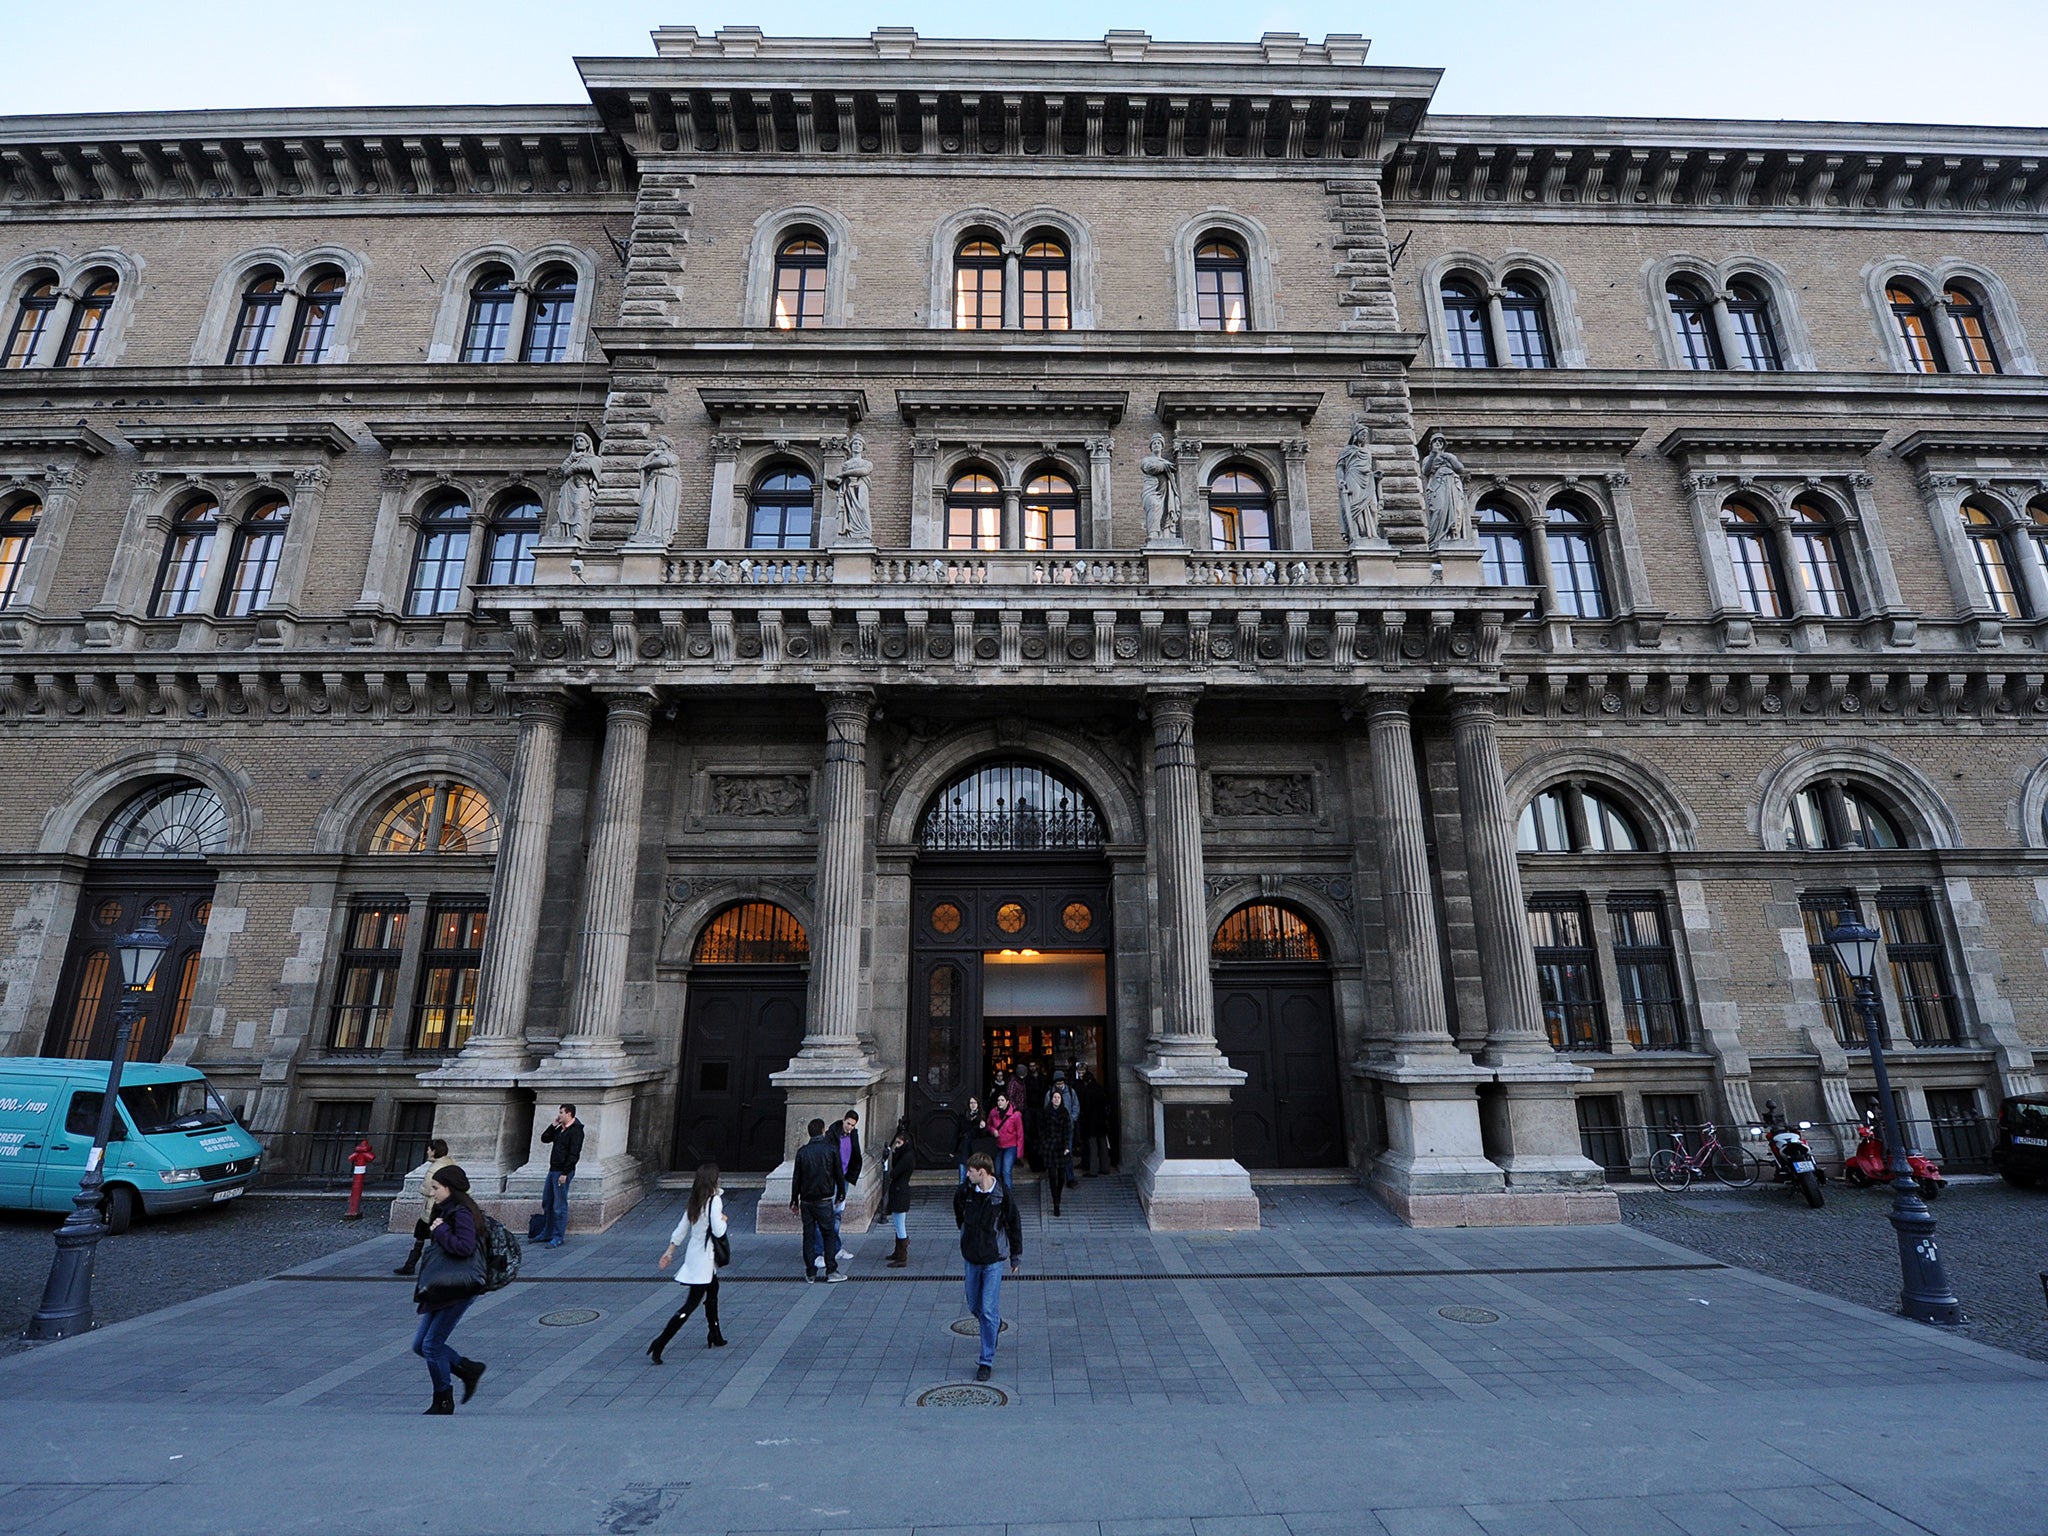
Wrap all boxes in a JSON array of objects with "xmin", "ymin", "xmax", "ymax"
[
  {"xmin": 2028, "ymin": 497, "xmax": 2048, "ymax": 577},
  {"xmin": 1500, "ymin": 277, "xmax": 1554, "ymax": 368},
  {"xmin": 284, "ymin": 268, "xmax": 345, "ymax": 364},
  {"xmin": 1961, "ymin": 499, "xmax": 2027, "ymax": 618},
  {"xmin": 1022, "ymin": 471, "xmax": 1078, "ymax": 551},
  {"xmin": 1888, "ymin": 282, "xmax": 1945, "ymax": 373},
  {"xmin": 368, "ymin": 781, "xmax": 501, "ymax": 855},
  {"xmin": 226, "ymin": 269, "xmax": 285, "ymax": 364},
  {"xmin": 1785, "ymin": 781, "xmax": 1903, "ymax": 851},
  {"xmin": 1543, "ymin": 498, "xmax": 1608, "ymax": 618},
  {"xmin": 459, "ymin": 266, "xmax": 515, "ymax": 362},
  {"xmin": 520, "ymin": 266, "xmax": 577, "ymax": 362},
  {"xmin": 1720, "ymin": 502, "xmax": 1786, "ymax": 617},
  {"xmin": 1194, "ymin": 237, "xmax": 1250, "ymax": 332},
  {"xmin": 58, "ymin": 272, "xmax": 118, "ymax": 367},
  {"xmin": 1020, "ymin": 238, "xmax": 1070, "ymax": 331},
  {"xmin": 483, "ymin": 491, "xmax": 542, "ymax": 584},
  {"xmin": 151, "ymin": 496, "xmax": 220, "ymax": 617},
  {"xmin": 3, "ymin": 273, "xmax": 58, "ymax": 368},
  {"xmin": 1944, "ymin": 283, "xmax": 2000, "ymax": 374},
  {"xmin": 97, "ymin": 781, "xmax": 232, "ymax": 859},
  {"xmin": 945, "ymin": 471, "xmax": 1002, "ymax": 551},
  {"xmin": 1208, "ymin": 466, "xmax": 1273, "ymax": 552},
  {"xmin": 1667, "ymin": 279, "xmax": 1722, "ymax": 370},
  {"xmin": 1212, "ymin": 902, "xmax": 1324, "ymax": 961},
  {"xmin": 693, "ymin": 902, "xmax": 810, "ymax": 964},
  {"xmin": 1518, "ymin": 783, "xmax": 1644, "ymax": 853},
  {"xmin": 1475, "ymin": 495, "xmax": 1532, "ymax": 587},
  {"xmin": 0, "ymin": 495, "xmax": 39, "ymax": 609},
  {"xmin": 406, "ymin": 496, "xmax": 472, "ymax": 616},
  {"xmin": 953, "ymin": 238, "xmax": 1004, "ymax": 330},
  {"xmin": 1439, "ymin": 277, "xmax": 1494, "ymax": 367},
  {"xmin": 218, "ymin": 495, "xmax": 290, "ymax": 617},
  {"xmin": 771, "ymin": 234, "xmax": 827, "ymax": 329},
  {"xmin": 1788, "ymin": 495, "xmax": 1856, "ymax": 617},
  {"xmin": 1726, "ymin": 280, "xmax": 1782, "ymax": 370},
  {"xmin": 748, "ymin": 465, "xmax": 816, "ymax": 550}
]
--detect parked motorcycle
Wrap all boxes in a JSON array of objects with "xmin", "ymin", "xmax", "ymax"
[
  {"xmin": 1842, "ymin": 1118, "xmax": 1947, "ymax": 1199},
  {"xmin": 1759, "ymin": 1101, "xmax": 1826, "ymax": 1208}
]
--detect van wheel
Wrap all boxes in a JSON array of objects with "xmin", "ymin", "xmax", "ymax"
[
  {"xmin": 2001, "ymin": 1170, "xmax": 2036, "ymax": 1189},
  {"xmin": 101, "ymin": 1185, "xmax": 137, "ymax": 1235}
]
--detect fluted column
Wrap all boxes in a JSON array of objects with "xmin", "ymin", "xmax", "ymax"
[
  {"xmin": 559, "ymin": 690, "xmax": 655, "ymax": 1051},
  {"xmin": 1450, "ymin": 698, "xmax": 1552, "ymax": 1062},
  {"xmin": 805, "ymin": 688, "xmax": 872, "ymax": 1054},
  {"xmin": 1150, "ymin": 689, "xmax": 1213, "ymax": 1048},
  {"xmin": 1367, "ymin": 693, "xmax": 1459, "ymax": 1057}
]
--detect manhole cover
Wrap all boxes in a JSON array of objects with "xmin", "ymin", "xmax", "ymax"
[
  {"xmin": 1436, "ymin": 1305, "xmax": 1502, "ymax": 1326},
  {"xmin": 917, "ymin": 1382, "xmax": 1009, "ymax": 1407},
  {"xmin": 949, "ymin": 1317, "xmax": 1010, "ymax": 1337},
  {"xmin": 538, "ymin": 1308, "xmax": 603, "ymax": 1327}
]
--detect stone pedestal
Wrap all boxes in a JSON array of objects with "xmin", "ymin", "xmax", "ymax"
[
  {"xmin": 1134, "ymin": 1056, "xmax": 1259, "ymax": 1230},
  {"xmin": 756, "ymin": 1061, "xmax": 885, "ymax": 1234},
  {"xmin": 1478, "ymin": 1061, "xmax": 1619, "ymax": 1220},
  {"xmin": 386, "ymin": 1068, "xmax": 534, "ymax": 1231},
  {"xmin": 1360, "ymin": 1057, "xmax": 1506, "ymax": 1225},
  {"xmin": 502, "ymin": 1063, "xmax": 664, "ymax": 1233}
]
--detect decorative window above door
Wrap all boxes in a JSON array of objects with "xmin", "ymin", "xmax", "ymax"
[{"xmin": 919, "ymin": 760, "xmax": 1103, "ymax": 853}]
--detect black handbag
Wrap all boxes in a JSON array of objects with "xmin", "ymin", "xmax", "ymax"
[
  {"xmin": 711, "ymin": 1230, "xmax": 732, "ymax": 1268},
  {"xmin": 413, "ymin": 1234, "xmax": 487, "ymax": 1307}
]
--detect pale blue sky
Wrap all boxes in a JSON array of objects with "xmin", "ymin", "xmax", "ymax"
[{"xmin": 5, "ymin": 1, "xmax": 2045, "ymax": 127}]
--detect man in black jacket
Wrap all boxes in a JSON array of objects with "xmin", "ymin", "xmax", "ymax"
[
  {"xmin": 789, "ymin": 1119, "xmax": 849, "ymax": 1282},
  {"xmin": 953, "ymin": 1152, "xmax": 1023, "ymax": 1381},
  {"xmin": 537, "ymin": 1104, "xmax": 582, "ymax": 1247}
]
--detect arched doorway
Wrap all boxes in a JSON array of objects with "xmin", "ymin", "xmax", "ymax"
[
  {"xmin": 909, "ymin": 760, "xmax": 1111, "ymax": 1166},
  {"xmin": 671, "ymin": 901, "xmax": 809, "ymax": 1172},
  {"xmin": 1212, "ymin": 901, "xmax": 1344, "ymax": 1167},
  {"xmin": 43, "ymin": 781, "xmax": 225, "ymax": 1063}
]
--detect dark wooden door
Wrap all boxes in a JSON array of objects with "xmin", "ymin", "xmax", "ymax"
[
  {"xmin": 1213, "ymin": 966, "xmax": 1343, "ymax": 1168},
  {"xmin": 672, "ymin": 972, "xmax": 806, "ymax": 1172},
  {"xmin": 44, "ymin": 876, "xmax": 214, "ymax": 1063},
  {"xmin": 908, "ymin": 950, "xmax": 980, "ymax": 1167}
]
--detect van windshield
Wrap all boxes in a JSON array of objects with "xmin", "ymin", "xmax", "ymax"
[
  {"xmin": 120, "ymin": 1080, "xmax": 233, "ymax": 1135},
  {"xmin": 2010, "ymin": 1101, "xmax": 2048, "ymax": 1138}
]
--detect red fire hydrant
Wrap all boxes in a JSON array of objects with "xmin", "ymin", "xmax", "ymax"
[{"xmin": 342, "ymin": 1137, "xmax": 376, "ymax": 1221}]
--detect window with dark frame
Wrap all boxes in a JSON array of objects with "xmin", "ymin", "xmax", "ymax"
[
  {"xmin": 1721, "ymin": 501, "xmax": 1787, "ymax": 617},
  {"xmin": 1725, "ymin": 280, "xmax": 1783, "ymax": 370},
  {"xmin": 284, "ymin": 269, "xmax": 345, "ymax": 364},
  {"xmin": 1888, "ymin": 282, "xmax": 1946, "ymax": 372},
  {"xmin": 1944, "ymin": 285, "xmax": 2000, "ymax": 373},
  {"xmin": 1440, "ymin": 278, "xmax": 1494, "ymax": 367},
  {"xmin": 1022, "ymin": 472, "xmax": 1079, "ymax": 551},
  {"xmin": 58, "ymin": 274, "xmax": 117, "ymax": 367},
  {"xmin": 521, "ymin": 267, "xmax": 577, "ymax": 362},
  {"xmin": 1667, "ymin": 279, "xmax": 1723, "ymax": 369},
  {"xmin": 3, "ymin": 275, "xmax": 58, "ymax": 368},
  {"xmin": 1800, "ymin": 891, "xmax": 1877, "ymax": 1046},
  {"xmin": 1784, "ymin": 781, "xmax": 1903, "ymax": 852},
  {"xmin": 151, "ymin": 496, "xmax": 221, "ymax": 618},
  {"xmin": 328, "ymin": 899, "xmax": 409, "ymax": 1050},
  {"xmin": 953, "ymin": 238, "xmax": 1004, "ymax": 330},
  {"xmin": 406, "ymin": 496, "xmax": 472, "ymax": 616},
  {"xmin": 306, "ymin": 1100, "xmax": 374, "ymax": 1176},
  {"xmin": 459, "ymin": 267, "xmax": 515, "ymax": 362},
  {"xmin": 1208, "ymin": 466, "xmax": 1274, "ymax": 552},
  {"xmin": 1476, "ymin": 496, "xmax": 1532, "ymax": 589},
  {"xmin": 1787, "ymin": 495, "xmax": 1857, "ymax": 617},
  {"xmin": 218, "ymin": 496, "xmax": 290, "ymax": 617},
  {"xmin": 1642, "ymin": 1092, "xmax": 1705, "ymax": 1145},
  {"xmin": 1194, "ymin": 237, "xmax": 1250, "ymax": 332},
  {"xmin": 945, "ymin": 471, "xmax": 1003, "ymax": 551},
  {"xmin": 1499, "ymin": 277, "xmax": 1554, "ymax": 368},
  {"xmin": 1610, "ymin": 895, "xmax": 1688, "ymax": 1049},
  {"xmin": 747, "ymin": 467, "xmax": 816, "ymax": 550},
  {"xmin": 1527, "ymin": 895, "xmax": 1606, "ymax": 1050},
  {"xmin": 1517, "ymin": 783, "xmax": 1643, "ymax": 854},
  {"xmin": 412, "ymin": 900, "xmax": 487, "ymax": 1051},
  {"xmin": 226, "ymin": 270, "xmax": 285, "ymax": 365},
  {"xmin": 1020, "ymin": 239, "xmax": 1071, "ymax": 331},
  {"xmin": 1961, "ymin": 500, "xmax": 2028, "ymax": 618},
  {"xmin": 367, "ymin": 781, "xmax": 500, "ymax": 856},
  {"xmin": 483, "ymin": 492, "xmax": 542, "ymax": 585},
  {"xmin": 1543, "ymin": 498, "xmax": 1609, "ymax": 618},
  {"xmin": 1877, "ymin": 890, "xmax": 1963, "ymax": 1046},
  {"xmin": 0, "ymin": 496, "xmax": 40, "ymax": 609},
  {"xmin": 771, "ymin": 234, "xmax": 827, "ymax": 329}
]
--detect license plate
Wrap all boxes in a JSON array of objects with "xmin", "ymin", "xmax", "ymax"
[
  {"xmin": 1792, "ymin": 1161, "xmax": 1815, "ymax": 1173},
  {"xmin": 2016, "ymin": 1136, "xmax": 2048, "ymax": 1148},
  {"xmin": 211, "ymin": 1186, "xmax": 245, "ymax": 1203}
]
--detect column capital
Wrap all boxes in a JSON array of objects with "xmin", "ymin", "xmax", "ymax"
[
  {"xmin": 1146, "ymin": 684, "xmax": 1203, "ymax": 716},
  {"xmin": 506, "ymin": 687, "xmax": 571, "ymax": 726},
  {"xmin": 817, "ymin": 684, "xmax": 875, "ymax": 717},
  {"xmin": 592, "ymin": 687, "xmax": 658, "ymax": 722},
  {"xmin": 1447, "ymin": 693, "xmax": 1501, "ymax": 727}
]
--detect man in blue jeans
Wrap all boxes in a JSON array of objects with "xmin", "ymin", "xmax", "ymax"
[
  {"xmin": 789, "ymin": 1119, "xmax": 849, "ymax": 1282},
  {"xmin": 953, "ymin": 1151, "xmax": 1023, "ymax": 1381},
  {"xmin": 538, "ymin": 1104, "xmax": 582, "ymax": 1247}
]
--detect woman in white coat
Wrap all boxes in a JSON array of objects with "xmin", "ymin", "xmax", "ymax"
[{"xmin": 646, "ymin": 1163, "xmax": 728, "ymax": 1362}]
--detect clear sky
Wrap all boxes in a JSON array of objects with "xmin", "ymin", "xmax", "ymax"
[{"xmin": 5, "ymin": 1, "xmax": 2045, "ymax": 128}]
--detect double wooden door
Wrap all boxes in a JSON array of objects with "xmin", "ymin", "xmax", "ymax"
[
  {"xmin": 672, "ymin": 971, "xmax": 807, "ymax": 1172},
  {"xmin": 1213, "ymin": 966, "xmax": 1344, "ymax": 1168},
  {"xmin": 44, "ymin": 875, "xmax": 214, "ymax": 1063}
]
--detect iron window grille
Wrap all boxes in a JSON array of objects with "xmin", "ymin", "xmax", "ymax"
[
  {"xmin": 1609, "ymin": 895, "xmax": 1689, "ymax": 1049},
  {"xmin": 1527, "ymin": 895, "xmax": 1607, "ymax": 1050},
  {"xmin": 96, "ymin": 783, "xmax": 231, "ymax": 860},
  {"xmin": 919, "ymin": 762, "xmax": 1104, "ymax": 853},
  {"xmin": 1212, "ymin": 903, "xmax": 1324, "ymax": 962},
  {"xmin": 692, "ymin": 902, "xmax": 811, "ymax": 964},
  {"xmin": 1801, "ymin": 890, "xmax": 1880, "ymax": 1045}
]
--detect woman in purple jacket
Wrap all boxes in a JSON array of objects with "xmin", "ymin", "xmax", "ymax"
[{"xmin": 412, "ymin": 1165, "xmax": 489, "ymax": 1414}]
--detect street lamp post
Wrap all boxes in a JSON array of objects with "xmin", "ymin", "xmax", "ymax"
[
  {"xmin": 1824, "ymin": 908, "xmax": 1961, "ymax": 1326},
  {"xmin": 25, "ymin": 922, "xmax": 170, "ymax": 1341}
]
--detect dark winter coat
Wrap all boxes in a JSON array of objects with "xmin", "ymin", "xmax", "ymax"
[
  {"xmin": 413, "ymin": 1200, "xmax": 482, "ymax": 1312},
  {"xmin": 882, "ymin": 1141, "xmax": 916, "ymax": 1215},
  {"xmin": 541, "ymin": 1119, "xmax": 584, "ymax": 1173},
  {"xmin": 953, "ymin": 1178, "xmax": 1024, "ymax": 1267},
  {"xmin": 792, "ymin": 1133, "xmax": 847, "ymax": 1204}
]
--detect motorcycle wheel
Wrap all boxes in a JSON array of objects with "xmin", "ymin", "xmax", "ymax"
[
  {"xmin": 1921, "ymin": 1179, "xmax": 1943, "ymax": 1201},
  {"xmin": 1648, "ymin": 1148, "xmax": 1691, "ymax": 1192},
  {"xmin": 1797, "ymin": 1170, "xmax": 1824, "ymax": 1208},
  {"xmin": 1708, "ymin": 1148, "xmax": 1758, "ymax": 1188}
]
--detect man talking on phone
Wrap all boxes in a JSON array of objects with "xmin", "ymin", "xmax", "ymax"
[{"xmin": 537, "ymin": 1104, "xmax": 582, "ymax": 1248}]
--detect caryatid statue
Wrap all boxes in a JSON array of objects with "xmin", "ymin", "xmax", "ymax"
[
  {"xmin": 1420, "ymin": 430, "xmax": 1472, "ymax": 547},
  {"xmin": 552, "ymin": 431, "xmax": 600, "ymax": 540},
  {"xmin": 632, "ymin": 435, "xmax": 683, "ymax": 548},
  {"xmin": 825, "ymin": 431, "xmax": 874, "ymax": 543},
  {"xmin": 1140, "ymin": 432, "xmax": 1182, "ymax": 542},
  {"xmin": 1335, "ymin": 419, "xmax": 1383, "ymax": 544}
]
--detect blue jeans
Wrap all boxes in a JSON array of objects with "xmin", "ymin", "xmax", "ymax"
[
  {"xmin": 412, "ymin": 1297, "xmax": 473, "ymax": 1392},
  {"xmin": 800, "ymin": 1198, "xmax": 839, "ymax": 1274},
  {"xmin": 540, "ymin": 1170, "xmax": 573, "ymax": 1243},
  {"xmin": 963, "ymin": 1261, "xmax": 1004, "ymax": 1367},
  {"xmin": 890, "ymin": 1211, "xmax": 908, "ymax": 1240},
  {"xmin": 995, "ymin": 1148, "xmax": 1016, "ymax": 1189}
]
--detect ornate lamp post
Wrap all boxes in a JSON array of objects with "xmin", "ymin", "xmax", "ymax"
[
  {"xmin": 26, "ymin": 921, "xmax": 170, "ymax": 1341},
  {"xmin": 1824, "ymin": 908, "xmax": 1961, "ymax": 1325}
]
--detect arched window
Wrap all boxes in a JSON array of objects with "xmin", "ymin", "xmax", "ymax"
[
  {"xmin": 483, "ymin": 491, "xmax": 542, "ymax": 584},
  {"xmin": 747, "ymin": 465, "xmax": 816, "ymax": 550},
  {"xmin": 1726, "ymin": 279, "xmax": 1782, "ymax": 371},
  {"xmin": 1667, "ymin": 279, "xmax": 1722, "ymax": 370},
  {"xmin": 285, "ymin": 268, "xmax": 345, "ymax": 364},
  {"xmin": 1888, "ymin": 282, "xmax": 1945, "ymax": 373},
  {"xmin": 953, "ymin": 238, "xmax": 1004, "ymax": 330},
  {"xmin": 1194, "ymin": 237, "xmax": 1250, "ymax": 332},
  {"xmin": 919, "ymin": 760, "xmax": 1103, "ymax": 853},
  {"xmin": 58, "ymin": 272, "xmax": 118, "ymax": 367},
  {"xmin": 1944, "ymin": 283, "xmax": 2000, "ymax": 374},
  {"xmin": 1500, "ymin": 277, "xmax": 1554, "ymax": 368},
  {"xmin": 1022, "ymin": 471, "xmax": 1078, "ymax": 551},
  {"xmin": 945, "ymin": 471, "xmax": 1003, "ymax": 551},
  {"xmin": 1788, "ymin": 495, "xmax": 1856, "ymax": 617},
  {"xmin": 1439, "ymin": 277, "xmax": 1494, "ymax": 368},
  {"xmin": 1517, "ymin": 784, "xmax": 1644, "ymax": 853},
  {"xmin": 226, "ymin": 269, "xmax": 285, "ymax": 365},
  {"xmin": 96, "ymin": 782, "xmax": 231, "ymax": 859},
  {"xmin": 1720, "ymin": 501, "xmax": 1786, "ymax": 617},
  {"xmin": 1543, "ymin": 498, "xmax": 1607, "ymax": 618},
  {"xmin": 693, "ymin": 901, "xmax": 810, "ymax": 964},
  {"xmin": 1961, "ymin": 499, "xmax": 2027, "ymax": 618},
  {"xmin": 771, "ymin": 234, "xmax": 827, "ymax": 329},
  {"xmin": 406, "ymin": 495, "xmax": 472, "ymax": 616},
  {"xmin": 218, "ymin": 495, "xmax": 290, "ymax": 617},
  {"xmin": 2028, "ymin": 497, "xmax": 2048, "ymax": 577},
  {"xmin": 1475, "ymin": 495, "xmax": 1532, "ymax": 587},
  {"xmin": 460, "ymin": 266, "xmax": 515, "ymax": 362},
  {"xmin": 1208, "ymin": 466, "xmax": 1273, "ymax": 553},
  {"xmin": 1212, "ymin": 902, "xmax": 1324, "ymax": 961},
  {"xmin": 367, "ymin": 781, "xmax": 501, "ymax": 855},
  {"xmin": 0, "ymin": 495, "xmax": 40, "ymax": 609},
  {"xmin": 520, "ymin": 266, "xmax": 577, "ymax": 362},
  {"xmin": 1785, "ymin": 781, "xmax": 1903, "ymax": 851},
  {"xmin": 151, "ymin": 496, "xmax": 220, "ymax": 618},
  {"xmin": 3, "ymin": 273, "xmax": 59, "ymax": 368},
  {"xmin": 1020, "ymin": 238, "xmax": 1070, "ymax": 331}
]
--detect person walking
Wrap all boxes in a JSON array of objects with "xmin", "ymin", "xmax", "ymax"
[
  {"xmin": 1041, "ymin": 1087, "xmax": 1075, "ymax": 1217},
  {"xmin": 987, "ymin": 1092, "xmax": 1025, "ymax": 1190},
  {"xmin": 833, "ymin": 1109, "xmax": 863, "ymax": 1266},
  {"xmin": 789, "ymin": 1118, "xmax": 848, "ymax": 1281},
  {"xmin": 392, "ymin": 1138, "xmax": 454, "ymax": 1276},
  {"xmin": 953, "ymin": 1096, "xmax": 985, "ymax": 1184},
  {"xmin": 647, "ymin": 1163, "xmax": 728, "ymax": 1362},
  {"xmin": 410, "ymin": 1165, "xmax": 489, "ymax": 1414},
  {"xmin": 1078, "ymin": 1067, "xmax": 1109, "ymax": 1176},
  {"xmin": 880, "ymin": 1121, "xmax": 915, "ymax": 1267},
  {"xmin": 537, "ymin": 1104, "xmax": 582, "ymax": 1247},
  {"xmin": 953, "ymin": 1152, "xmax": 1023, "ymax": 1382}
]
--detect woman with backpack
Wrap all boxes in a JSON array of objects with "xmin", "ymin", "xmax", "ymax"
[
  {"xmin": 647, "ymin": 1163, "xmax": 728, "ymax": 1362},
  {"xmin": 987, "ymin": 1092, "xmax": 1025, "ymax": 1190},
  {"xmin": 411, "ymin": 1164, "xmax": 489, "ymax": 1414},
  {"xmin": 880, "ymin": 1121, "xmax": 915, "ymax": 1267}
]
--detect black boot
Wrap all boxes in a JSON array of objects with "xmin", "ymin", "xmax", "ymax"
[
  {"xmin": 393, "ymin": 1241, "xmax": 424, "ymax": 1277},
  {"xmin": 424, "ymin": 1388, "xmax": 454, "ymax": 1415},
  {"xmin": 647, "ymin": 1311, "xmax": 687, "ymax": 1365},
  {"xmin": 706, "ymin": 1325, "xmax": 727, "ymax": 1347},
  {"xmin": 452, "ymin": 1358, "xmax": 486, "ymax": 1403}
]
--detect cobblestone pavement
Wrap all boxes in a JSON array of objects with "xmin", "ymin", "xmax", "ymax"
[
  {"xmin": 0, "ymin": 1194, "xmax": 379, "ymax": 1353},
  {"xmin": 1620, "ymin": 1177, "xmax": 2048, "ymax": 1363}
]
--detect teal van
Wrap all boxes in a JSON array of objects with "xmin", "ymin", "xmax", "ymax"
[{"xmin": 0, "ymin": 1058, "xmax": 262, "ymax": 1232}]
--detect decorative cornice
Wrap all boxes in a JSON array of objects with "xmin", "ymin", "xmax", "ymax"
[
  {"xmin": 1156, "ymin": 389, "xmax": 1325, "ymax": 427},
  {"xmin": 697, "ymin": 387, "xmax": 869, "ymax": 427},
  {"xmin": 366, "ymin": 418, "xmax": 599, "ymax": 451},
  {"xmin": 1893, "ymin": 429, "xmax": 2048, "ymax": 463},
  {"xmin": 1426, "ymin": 423, "xmax": 1645, "ymax": 455},
  {"xmin": 118, "ymin": 420, "xmax": 356, "ymax": 456},
  {"xmin": 1659, "ymin": 427, "xmax": 1887, "ymax": 460},
  {"xmin": 0, "ymin": 423, "xmax": 118, "ymax": 458},
  {"xmin": 894, "ymin": 388, "xmax": 1126, "ymax": 428}
]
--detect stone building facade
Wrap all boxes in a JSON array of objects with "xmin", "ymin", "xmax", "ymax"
[{"xmin": 1, "ymin": 29, "xmax": 2043, "ymax": 1231}]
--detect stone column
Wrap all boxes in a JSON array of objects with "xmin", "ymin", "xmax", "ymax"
[
  {"xmin": 1368, "ymin": 695, "xmax": 1461, "ymax": 1058},
  {"xmin": 1085, "ymin": 435, "xmax": 1115, "ymax": 549},
  {"xmin": 1709, "ymin": 292, "xmax": 1752, "ymax": 370},
  {"xmin": 1002, "ymin": 244, "xmax": 1023, "ymax": 330},
  {"xmin": 1482, "ymin": 290, "xmax": 1514, "ymax": 368}
]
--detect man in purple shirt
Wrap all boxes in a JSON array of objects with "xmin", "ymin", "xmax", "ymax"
[{"xmin": 834, "ymin": 1109, "xmax": 863, "ymax": 1265}]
